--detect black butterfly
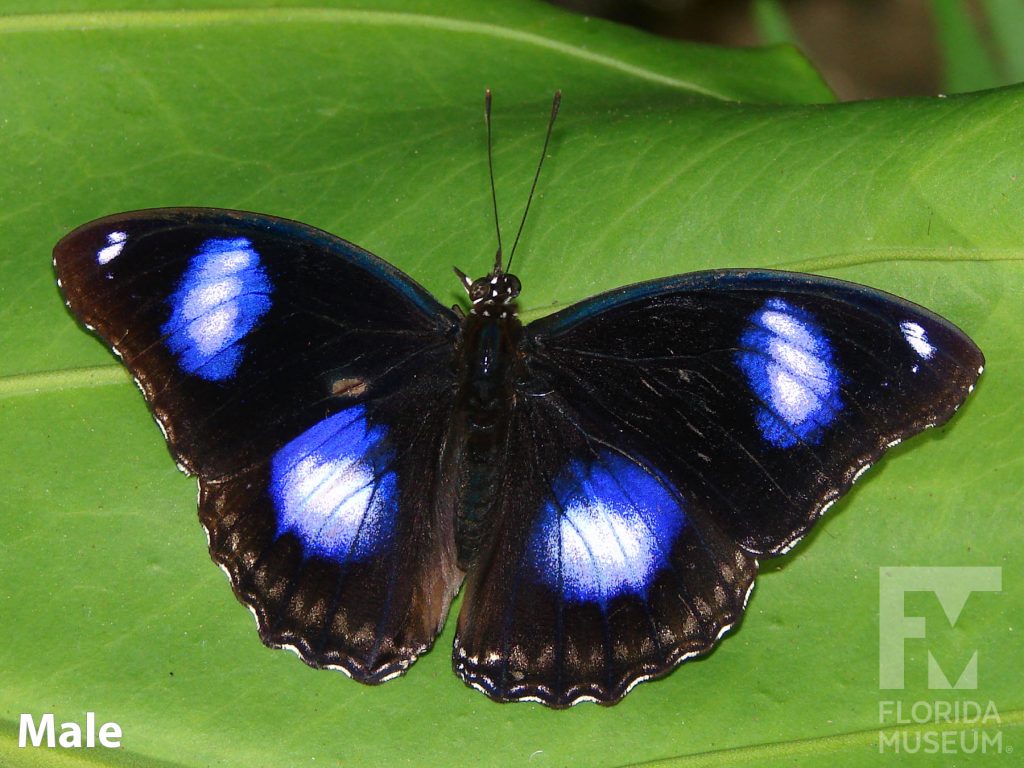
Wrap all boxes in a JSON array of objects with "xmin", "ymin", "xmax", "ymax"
[{"xmin": 53, "ymin": 94, "xmax": 983, "ymax": 707}]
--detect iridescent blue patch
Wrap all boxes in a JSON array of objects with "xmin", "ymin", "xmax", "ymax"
[
  {"xmin": 162, "ymin": 238, "xmax": 272, "ymax": 381},
  {"xmin": 528, "ymin": 452, "xmax": 686, "ymax": 607},
  {"xmin": 270, "ymin": 406, "xmax": 398, "ymax": 563},
  {"xmin": 735, "ymin": 298, "xmax": 843, "ymax": 448}
]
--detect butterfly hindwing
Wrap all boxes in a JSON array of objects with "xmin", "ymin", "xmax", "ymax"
[
  {"xmin": 200, "ymin": 384, "xmax": 462, "ymax": 682},
  {"xmin": 454, "ymin": 392, "xmax": 757, "ymax": 706},
  {"xmin": 54, "ymin": 208, "xmax": 464, "ymax": 680}
]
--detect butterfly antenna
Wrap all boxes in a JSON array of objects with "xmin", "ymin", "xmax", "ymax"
[
  {"xmin": 485, "ymin": 89, "xmax": 504, "ymax": 273},
  {"xmin": 506, "ymin": 90, "xmax": 561, "ymax": 273}
]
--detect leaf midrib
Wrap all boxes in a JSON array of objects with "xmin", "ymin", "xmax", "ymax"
[
  {"xmin": 0, "ymin": 366, "xmax": 128, "ymax": 400},
  {"xmin": 0, "ymin": 7, "xmax": 734, "ymax": 99}
]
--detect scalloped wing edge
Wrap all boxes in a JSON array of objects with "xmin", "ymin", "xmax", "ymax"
[
  {"xmin": 761, "ymin": 362, "xmax": 984, "ymax": 558},
  {"xmin": 451, "ymin": 577, "xmax": 757, "ymax": 707}
]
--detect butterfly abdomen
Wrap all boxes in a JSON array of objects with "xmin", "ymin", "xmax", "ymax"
[{"xmin": 448, "ymin": 311, "xmax": 525, "ymax": 568}]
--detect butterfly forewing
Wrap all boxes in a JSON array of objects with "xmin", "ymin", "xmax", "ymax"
[
  {"xmin": 54, "ymin": 208, "xmax": 457, "ymax": 479},
  {"xmin": 526, "ymin": 270, "xmax": 984, "ymax": 556},
  {"xmin": 54, "ymin": 208, "xmax": 464, "ymax": 681}
]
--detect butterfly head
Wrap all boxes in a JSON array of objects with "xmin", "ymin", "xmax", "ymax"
[
  {"xmin": 455, "ymin": 265, "xmax": 521, "ymax": 315},
  {"xmin": 459, "ymin": 90, "xmax": 558, "ymax": 321}
]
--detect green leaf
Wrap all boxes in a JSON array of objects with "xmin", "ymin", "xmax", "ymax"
[
  {"xmin": 752, "ymin": 0, "xmax": 798, "ymax": 47},
  {"xmin": 931, "ymin": 0, "xmax": 1002, "ymax": 92},
  {"xmin": 1, "ymin": 2, "xmax": 1020, "ymax": 767},
  {"xmin": 982, "ymin": 0, "xmax": 1024, "ymax": 83}
]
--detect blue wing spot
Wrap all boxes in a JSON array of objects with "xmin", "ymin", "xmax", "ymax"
[
  {"xmin": 529, "ymin": 452, "xmax": 686, "ymax": 607},
  {"xmin": 735, "ymin": 298, "xmax": 843, "ymax": 448},
  {"xmin": 162, "ymin": 237, "xmax": 272, "ymax": 381},
  {"xmin": 270, "ymin": 405, "xmax": 397, "ymax": 563}
]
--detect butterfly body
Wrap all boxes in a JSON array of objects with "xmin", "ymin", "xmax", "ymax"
[
  {"xmin": 54, "ymin": 207, "xmax": 983, "ymax": 707},
  {"xmin": 449, "ymin": 299, "xmax": 526, "ymax": 568}
]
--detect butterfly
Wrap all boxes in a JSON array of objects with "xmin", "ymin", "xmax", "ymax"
[{"xmin": 53, "ymin": 93, "xmax": 984, "ymax": 707}]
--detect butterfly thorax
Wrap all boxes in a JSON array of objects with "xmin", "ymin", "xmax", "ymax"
[{"xmin": 447, "ymin": 269, "xmax": 525, "ymax": 569}]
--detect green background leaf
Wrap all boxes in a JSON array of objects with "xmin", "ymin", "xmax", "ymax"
[
  {"xmin": 931, "ymin": 0, "xmax": 1001, "ymax": 93},
  {"xmin": 1, "ymin": 1, "xmax": 1020, "ymax": 766}
]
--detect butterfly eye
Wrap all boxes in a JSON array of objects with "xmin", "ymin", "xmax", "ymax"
[
  {"xmin": 469, "ymin": 279, "xmax": 491, "ymax": 302},
  {"xmin": 505, "ymin": 274, "xmax": 521, "ymax": 299}
]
